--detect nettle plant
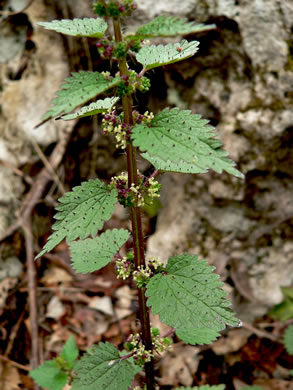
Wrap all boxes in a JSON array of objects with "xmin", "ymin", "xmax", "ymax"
[{"xmin": 30, "ymin": 1, "xmax": 244, "ymax": 389}]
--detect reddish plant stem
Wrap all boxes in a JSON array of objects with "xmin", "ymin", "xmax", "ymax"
[{"xmin": 112, "ymin": 17, "xmax": 155, "ymax": 390}]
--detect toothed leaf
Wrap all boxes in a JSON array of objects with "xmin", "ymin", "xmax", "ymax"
[
  {"xmin": 176, "ymin": 386, "xmax": 225, "ymax": 390},
  {"xmin": 136, "ymin": 40, "xmax": 199, "ymax": 70},
  {"xmin": 60, "ymin": 335, "xmax": 79, "ymax": 363},
  {"xmin": 30, "ymin": 360, "xmax": 68, "ymax": 390},
  {"xmin": 71, "ymin": 342, "xmax": 141, "ymax": 390},
  {"xmin": 38, "ymin": 18, "xmax": 107, "ymax": 38},
  {"xmin": 69, "ymin": 229, "xmax": 130, "ymax": 273},
  {"xmin": 284, "ymin": 324, "xmax": 293, "ymax": 355},
  {"xmin": 60, "ymin": 97, "xmax": 120, "ymax": 121},
  {"xmin": 129, "ymin": 16, "xmax": 215, "ymax": 39},
  {"xmin": 42, "ymin": 72, "xmax": 120, "ymax": 121},
  {"xmin": 131, "ymin": 108, "xmax": 244, "ymax": 178},
  {"xmin": 146, "ymin": 254, "xmax": 240, "ymax": 345},
  {"xmin": 36, "ymin": 179, "xmax": 117, "ymax": 259}
]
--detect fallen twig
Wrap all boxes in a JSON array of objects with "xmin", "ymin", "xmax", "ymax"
[
  {"xmin": 242, "ymin": 321, "xmax": 279, "ymax": 342},
  {"xmin": 24, "ymin": 219, "xmax": 39, "ymax": 374},
  {"xmin": 0, "ymin": 355, "xmax": 31, "ymax": 372}
]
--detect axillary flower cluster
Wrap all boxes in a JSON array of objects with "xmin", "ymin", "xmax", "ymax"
[
  {"xmin": 115, "ymin": 254, "xmax": 164, "ymax": 284},
  {"xmin": 108, "ymin": 169, "xmax": 160, "ymax": 208},
  {"xmin": 124, "ymin": 327, "xmax": 172, "ymax": 366},
  {"xmin": 102, "ymin": 107, "xmax": 153, "ymax": 149}
]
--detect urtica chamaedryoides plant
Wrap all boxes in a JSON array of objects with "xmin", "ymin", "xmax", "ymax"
[{"xmin": 30, "ymin": 1, "xmax": 244, "ymax": 389}]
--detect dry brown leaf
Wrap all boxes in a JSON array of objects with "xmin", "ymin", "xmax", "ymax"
[
  {"xmin": 0, "ymin": 278, "xmax": 17, "ymax": 308},
  {"xmin": 114, "ymin": 285, "xmax": 135, "ymax": 319},
  {"xmin": 89, "ymin": 296, "xmax": 114, "ymax": 316},
  {"xmin": 46, "ymin": 295, "xmax": 66, "ymax": 319},
  {"xmin": 0, "ymin": 362, "xmax": 21, "ymax": 390},
  {"xmin": 40, "ymin": 266, "xmax": 73, "ymax": 286},
  {"xmin": 159, "ymin": 344, "xmax": 201, "ymax": 387},
  {"xmin": 115, "ymin": 285, "xmax": 133, "ymax": 308},
  {"xmin": 211, "ymin": 328, "xmax": 251, "ymax": 355}
]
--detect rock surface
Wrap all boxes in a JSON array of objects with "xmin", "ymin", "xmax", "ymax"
[{"xmin": 0, "ymin": 1, "xmax": 69, "ymax": 234}]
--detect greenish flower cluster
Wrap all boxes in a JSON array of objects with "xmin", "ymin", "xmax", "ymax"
[
  {"xmin": 125, "ymin": 333, "xmax": 153, "ymax": 365},
  {"xmin": 133, "ymin": 257, "xmax": 164, "ymax": 287},
  {"xmin": 133, "ymin": 265, "xmax": 152, "ymax": 287},
  {"xmin": 96, "ymin": 39, "xmax": 129, "ymax": 60},
  {"xmin": 129, "ymin": 70, "xmax": 151, "ymax": 93},
  {"xmin": 151, "ymin": 327, "xmax": 172, "ymax": 353},
  {"xmin": 94, "ymin": 0, "xmax": 137, "ymax": 18},
  {"xmin": 102, "ymin": 107, "xmax": 129, "ymax": 149},
  {"xmin": 124, "ymin": 328, "xmax": 172, "ymax": 366},
  {"xmin": 117, "ymin": 71, "xmax": 151, "ymax": 97},
  {"xmin": 109, "ymin": 170, "xmax": 161, "ymax": 208},
  {"xmin": 115, "ymin": 252, "xmax": 134, "ymax": 279}
]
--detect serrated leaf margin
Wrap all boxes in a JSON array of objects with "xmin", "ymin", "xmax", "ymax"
[
  {"xmin": 128, "ymin": 15, "xmax": 215, "ymax": 39},
  {"xmin": 69, "ymin": 228, "xmax": 130, "ymax": 274},
  {"xmin": 38, "ymin": 18, "xmax": 107, "ymax": 38},
  {"xmin": 71, "ymin": 342, "xmax": 141, "ymax": 390},
  {"xmin": 136, "ymin": 39, "xmax": 199, "ymax": 70},
  {"xmin": 60, "ymin": 97, "xmax": 120, "ymax": 121},
  {"xmin": 36, "ymin": 179, "xmax": 117, "ymax": 259},
  {"xmin": 42, "ymin": 71, "xmax": 120, "ymax": 121},
  {"xmin": 146, "ymin": 254, "xmax": 240, "ymax": 345},
  {"xmin": 131, "ymin": 107, "xmax": 244, "ymax": 179}
]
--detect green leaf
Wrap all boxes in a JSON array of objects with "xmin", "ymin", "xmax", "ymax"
[
  {"xmin": 69, "ymin": 229, "xmax": 130, "ymax": 273},
  {"xmin": 284, "ymin": 324, "xmax": 293, "ymax": 355},
  {"xmin": 130, "ymin": 16, "xmax": 215, "ymax": 39},
  {"xmin": 281, "ymin": 286, "xmax": 293, "ymax": 300},
  {"xmin": 71, "ymin": 342, "xmax": 141, "ymax": 390},
  {"xmin": 131, "ymin": 108, "xmax": 244, "ymax": 179},
  {"xmin": 136, "ymin": 40, "xmax": 199, "ymax": 70},
  {"xmin": 176, "ymin": 386, "xmax": 225, "ymax": 390},
  {"xmin": 30, "ymin": 360, "xmax": 68, "ymax": 390},
  {"xmin": 42, "ymin": 71, "xmax": 120, "ymax": 121},
  {"xmin": 60, "ymin": 97, "xmax": 120, "ymax": 121},
  {"xmin": 36, "ymin": 179, "xmax": 117, "ymax": 259},
  {"xmin": 38, "ymin": 18, "xmax": 107, "ymax": 38},
  {"xmin": 268, "ymin": 297, "xmax": 293, "ymax": 322},
  {"xmin": 146, "ymin": 254, "xmax": 240, "ymax": 345},
  {"xmin": 60, "ymin": 335, "xmax": 79, "ymax": 363}
]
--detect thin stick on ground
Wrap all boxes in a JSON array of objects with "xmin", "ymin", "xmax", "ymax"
[
  {"xmin": 0, "ymin": 355, "xmax": 31, "ymax": 372},
  {"xmin": 24, "ymin": 218, "xmax": 40, "ymax": 390}
]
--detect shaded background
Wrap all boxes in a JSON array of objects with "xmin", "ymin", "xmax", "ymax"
[{"xmin": 0, "ymin": 0, "xmax": 293, "ymax": 388}]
